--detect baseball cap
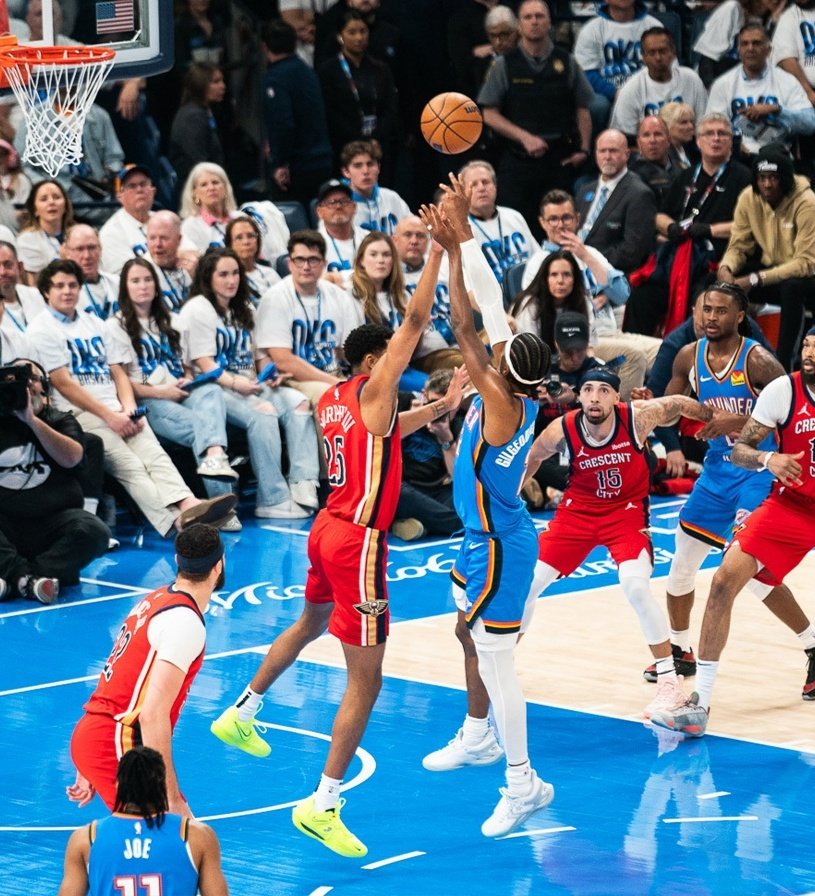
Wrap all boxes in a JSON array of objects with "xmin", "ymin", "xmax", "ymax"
[
  {"xmin": 554, "ymin": 311, "xmax": 589, "ymax": 350},
  {"xmin": 117, "ymin": 164, "xmax": 153, "ymax": 190},
  {"xmin": 753, "ymin": 143, "xmax": 794, "ymax": 179},
  {"xmin": 317, "ymin": 179, "xmax": 353, "ymax": 203}
]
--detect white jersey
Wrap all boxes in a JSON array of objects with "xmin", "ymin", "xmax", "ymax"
[
  {"xmin": 706, "ymin": 63, "xmax": 814, "ymax": 153},
  {"xmin": 99, "ymin": 209, "xmax": 150, "ymax": 274},
  {"xmin": 610, "ymin": 64, "xmax": 708, "ymax": 135},
  {"xmin": 773, "ymin": 6, "xmax": 815, "ymax": 87},
  {"xmin": 79, "ymin": 271, "xmax": 121, "ymax": 320},
  {"xmin": 317, "ymin": 221, "xmax": 368, "ymax": 290},
  {"xmin": 351, "ymin": 186, "xmax": 411, "ymax": 235},
  {"xmin": 27, "ymin": 307, "xmax": 121, "ymax": 413},
  {"xmin": 573, "ymin": 12, "xmax": 662, "ymax": 89},
  {"xmin": 468, "ymin": 206, "xmax": 536, "ymax": 284},
  {"xmin": 0, "ymin": 285, "xmax": 46, "ymax": 335},
  {"xmin": 693, "ymin": 0, "xmax": 743, "ymax": 62},
  {"xmin": 17, "ymin": 228, "xmax": 61, "ymax": 275}
]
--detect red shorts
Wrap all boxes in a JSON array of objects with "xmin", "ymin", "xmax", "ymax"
[
  {"xmin": 537, "ymin": 502, "xmax": 652, "ymax": 576},
  {"xmin": 70, "ymin": 712, "xmax": 141, "ymax": 810},
  {"xmin": 733, "ymin": 492, "xmax": 815, "ymax": 586},
  {"xmin": 305, "ymin": 510, "xmax": 389, "ymax": 646}
]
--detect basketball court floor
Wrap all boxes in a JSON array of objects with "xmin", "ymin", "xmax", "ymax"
[{"xmin": 2, "ymin": 495, "xmax": 814, "ymax": 896}]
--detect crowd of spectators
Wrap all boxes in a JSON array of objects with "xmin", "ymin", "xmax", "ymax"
[{"xmin": 2, "ymin": 0, "xmax": 815, "ymax": 595}]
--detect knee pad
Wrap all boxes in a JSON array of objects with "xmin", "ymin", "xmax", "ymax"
[
  {"xmin": 666, "ymin": 528, "xmax": 715, "ymax": 595},
  {"xmin": 619, "ymin": 551, "xmax": 669, "ymax": 645}
]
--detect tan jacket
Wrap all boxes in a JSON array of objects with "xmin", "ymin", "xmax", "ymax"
[{"xmin": 720, "ymin": 175, "xmax": 815, "ymax": 286}]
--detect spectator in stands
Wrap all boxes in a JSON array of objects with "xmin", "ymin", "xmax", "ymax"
[
  {"xmin": 447, "ymin": 0, "xmax": 504, "ymax": 98},
  {"xmin": 459, "ymin": 159, "xmax": 536, "ymax": 285},
  {"xmin": 261, "ymin": 19, "xmax": 333, "ymax": 206},
  {"xmin": 314, "ymin": 178, "xmax": 367, "ymax": 290},
  {"xmin": 573, "ymin": 0, "xmax": 662, "ymax": 132},
  {"xmin": 99, "ymin": 164, "xmax": 156, "ymax": 275},
  {"xmin": 478, "ymin": 0, "xmax": 593, "ymax": 234},
  {"xmin": 105, "ymin": 257, "xmax": 241, "ymax": 531},
  {"xmin": 179, "ymin": 247, "xmax": 321, "ymax": 518},
  {"xmin": 27, "ymin": 259, "xmax": 235, "ymax": 537},
  {"xmin": 225, "ymin": 216, "xmax": 280, "ymax": 305},
  {"xmin": 174, "ymin": 0, "xmax": 230, "ymax": 72},
  {"xmin": 659, "ymin": 101, "xmax": 699, "ymax": 170},
  {"xmin": 0, "ymin": 139, "xmax": 32, "ymax": 217},
  {"xmin": 295, "ymin": 10, "xmax": 318, "ymax": 67},
  {"xmin": 629, "ymin": 114, "xmax": 681, "ymax": 203},
  {"xmin": 0, "ymin": 358, "xmax": 109, "ymax": 605},
  {"xmin": 255, "ymin": 230, "xmax": 359, "ymax": 402},
  {"xmin": 575, "ymin": 128, "xmax": 656, "ymax": 275},
  {"xmin": 625, "ymin": 112, "xmax": 751, "ymax": 337},
  {"xmin": 179, "ymin": 162, "xmax": 240, "ymax": 253},
  {"xmin": 317, "ymin": 11, "xmax": 399, "ymax": 174},
  {"xmin": 485, "ymin": 6, "xmax": 519, "ymax": 62},
  {"xmin": 706, "ymin": 23, "xmax": 815, "ymax": 160},
  {"xmin": 61, "ymin": 224, "xmax": 120, "ymax": 321},
  {"xmin": 694, "ymin": 0, "xmax": 772, "ymax": 88},
  {"xmin": 0, "ymin": 240, "xmax": 45, "ymax": 337},
  {"xmin": 0, "ymin": 270, "xmax": 31, "ymax": 360},
  {"xmin": 609, "ymin": 27, "xmax": 708, "ymax": 139},
  {"xmin": 17, "ymin": 179, "xmax": 73, "ymax": 285},
  {"xmin": 314, "ymin": 0, "xmax": 400, "ymax": 75},
  {"xmin": 774, "ymin": 1, "xmax": 815, "ymax": 107},
  {"xmin": 717, "ymin": 143, "xmax": 815, "ymax": 370},
  {"xmin": 145, "ymin": 211, "xmax": 195, "ymax": 313},
  {"xmin": 340, "ymin": 139, "xmax": 410, "ymax": 235}
]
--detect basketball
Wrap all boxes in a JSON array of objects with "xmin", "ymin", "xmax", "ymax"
[{"xmin": 420, "ymin": 92, "xmax": 483, "ymax": 155}]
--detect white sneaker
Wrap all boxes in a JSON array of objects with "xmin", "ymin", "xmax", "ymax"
[
  {"xmin": 643, "ymin": 675, "xmax": 686, "ymax": 720},
  {"xmin": 481, "ymin": 771, "xmax": 555, "ymax": 838},
  {"xmin": 197, "ymin": 454, "xmax": 239, "ymax": 480},
  {"xmin": 422, "ymin": 727, "xmax": 504, "ymax": 771},
  {"xmin": 218, "ymin": 513, "xmax": 243, "ymax": 532},
  {"xmin": 290, "ymin": 480, "xmax": 319, "ymax": 510},
  {"xmin": 255, "ymin": 499, "xmax": 312, "ymax": 519},
  {"xmin": 392, "ymin": 518, "xmax": 425, "ymax": 541}
]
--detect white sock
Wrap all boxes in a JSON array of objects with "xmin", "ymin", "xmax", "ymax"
[
  {"xmin": 797, "ymin": 625, "xmax": 815, "ymax": 650},
  {"xmin": 461, "ymin": 714, "xmax": 489, "ymax": 746},
  {"xmin": 655, "ymin": 655, "xmax": 678, "ymax": 682},
  {"xmin": 235, "ymin": 687, "xmax": 262, "ymax": 722},
  {"xmin": 506, "ymin": 760, "xmax": 532, "ymax": 796},
  {"xmin": 694, "ymin": 660, "xmax": 719, "ymax": 711},
  {"xmin": 670, "ymin": 629, "xmax": 692, "ymax": 652},
  {"xmin": 313, "ymin": 774, "xmax": 342, "ymax": 812},
  {"xmin": 83, "ymin": 497, "xmax": 99, "ymax": 514}
]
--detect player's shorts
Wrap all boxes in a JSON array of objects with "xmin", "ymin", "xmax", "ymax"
[
  {"xmin": 450, "ymin": 515, "xmax": 538, "ymax": 636},
  {"xmin": 537, "ymin": 501, "xmax": 652, "ymax": 576},
  {"xmin": 733, "ymin": 492, "xmax": 815, "ymax": 587},
  {"xmin": 679, "ymin": 460, "xmax": 773, "ymax": 547},
  {"xmin": 305, "ymin": 510, "xmax": 389, "ymax": 647},
  {"xmin": 70, "ymin": 712, "xmax": 141, "ymax": 810}
]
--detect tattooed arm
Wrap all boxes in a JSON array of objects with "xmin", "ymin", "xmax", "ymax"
[
  {"xmin": 633, "ymin": 394, "xmax": 713, "ymax": 445},
  {"xmin": 523, "ymin": 416, "xmax": 567, "ymax": 485},
  {"xmin": 732, "ymin": 416, "xmax": 804, "ymax": 487}
]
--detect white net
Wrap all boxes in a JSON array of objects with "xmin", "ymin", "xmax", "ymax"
[{"xmin": 0, "ymin": 47, "xmax": 115, "ymax": 178}]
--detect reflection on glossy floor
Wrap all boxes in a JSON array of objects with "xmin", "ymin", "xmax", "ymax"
[{"xmin": 2, "ymin": 496, "xmax": 814, "ymax": 896}]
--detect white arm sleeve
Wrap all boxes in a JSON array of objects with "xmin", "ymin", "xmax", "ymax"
[{"xmin": 460, "ymin": 238, "xmax": 512, "ymax": 346}]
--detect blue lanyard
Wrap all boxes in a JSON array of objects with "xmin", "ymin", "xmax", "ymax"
[
  {"xmin": 84, "ymin": 282, "xmax": 112, "ymax": 318},
  {"xmin": 294, "ymin": 286, "xmax": 321, "ymax": 342},
  {"xmin": 468, "ymin": 213, "xmax": 504, "ymax": 250},
  {"xmin": 328, "ymin": 233, "xmax": 356, "ymax": 267},
  {"xmin": 3, "ymin": 303, "xmax": 26, "ymax": 331}
]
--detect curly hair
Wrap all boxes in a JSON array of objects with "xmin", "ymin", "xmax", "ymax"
[
  {"xmin": 190, "ymin": 247, "xmax": 255, "ymax": 332},
  {"xmin": 114, "ymin": 747, "xmax": 168, "ymax": 828},
  {"xmin": 343, "ymin": 323, "xmax": 393, "ymax": 368},
  {"xmin": 351, "ymin": 232, "xmax": 406, "ymax": 326},
  {"xmin": 118, "ymin": 257, "xmax": 182, "ymax": 361}
]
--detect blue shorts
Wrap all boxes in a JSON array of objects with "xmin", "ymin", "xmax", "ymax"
[
  {"xmin": 451, "ymin": 515, "xmax": 538, "ymax": 635},
  {"xmin": 679, "ymin": 459, "xmax": 773, "ymax": 548}
]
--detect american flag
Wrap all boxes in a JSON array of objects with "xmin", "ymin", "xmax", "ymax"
[{"xmin": 96, "ymin": 0, "xmax": 134, "ymax": 34}]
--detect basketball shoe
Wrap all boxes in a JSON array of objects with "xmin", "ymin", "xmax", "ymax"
[
  {"xmin": 643, "ymin": 644, "xmax": 696, "ymax": 682},
  {"xmin": 803, "ymin": 647, "xmax": 815, "ymax": 701},
  {"xmin": 18, "ymin": 575, "xmax": 59, "ymax": 605},
  {"xmin": 292, "ymin": 796, "xmax": 367, "ymax": 858},
  {"xmin": 650, "ymin": 691, "xmax": 708, "ymax": 737},
  {"xmin": 643, "ymin": 675, "xmax": 686, "ymax": 720},
  {"xmin": 481, "ymin": 772, "xmax": 555, "ymax": 838},
  {"xmin": 210, "ymin": 706, "xmax": 271, "ymax": 757},
  {"xmin": 422, "ymin": 727, "xmax": 504, "ymax": 771}
]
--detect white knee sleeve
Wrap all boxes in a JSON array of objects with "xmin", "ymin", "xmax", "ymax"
[
  {"xmin": 619, "ymin": 551, "xmax": 669, "ymax": 646},
  {"xmin": 476, "ymin": 642, "xmax": 528, "ymax": 766},
  {"xmin": 666, "ymin": 528, "xmax": 715, "ymax": 595},
  {"xmin": 529, "ymin": 560, "xmax": 559, "ymax": 601},
  {"xmin": 744, "ymin": 568, "xmax": 773, "ymax": 600}
]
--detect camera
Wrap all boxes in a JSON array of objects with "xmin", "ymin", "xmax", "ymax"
[
  {"xmin": 0, "ymin": 364, "xmax": 31, "ymax": 415},
  {"xmin": 544, "ymin": 374, "xmax": 563, "ymax": 398}
]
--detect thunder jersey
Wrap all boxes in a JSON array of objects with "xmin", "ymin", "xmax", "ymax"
[
  {"xmin": 88, "ymin": 813, "xmax": 199, "ymax": 896},
  {"xmin": 84, "ymin": 588, "xmax": 205, "ymax": 730},
  {"xmin": 562, "ymin": 402, "xmax": 650, "ymax": 512},
  {"xmin": 776, "ymin": 372, "xmax": 815, "ymax": 504},
  {"xmin": 454, "ymin": 393, "xmax": 538, "ymax": 533},
  {"xmin": 317, "ymin": 375, "xmax": 402, "ymax": 530},
  {"xmin": 691, "ymin": 337, "xmax": 775, "ymax": 462}
]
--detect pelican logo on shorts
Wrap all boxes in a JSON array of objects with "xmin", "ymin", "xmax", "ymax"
[
  {"xmin": 354, "ymin": 599, "xmax": 389, "ymax": 616},
  {"xmin": 730, "ymin": 370, "xmax": 745, "ymax": 386}
]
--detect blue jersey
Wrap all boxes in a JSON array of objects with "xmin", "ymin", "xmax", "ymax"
[
  {"xmin": 88, "ymin": 813, "xmax": 199, "ymax": 896},
  {"xmin": 692, "ymin": 336, "xmax": 775, "ymax": 463},
  {"xmin": 454, "ymin": 393, "xmax": 538, "ymax": 533}
]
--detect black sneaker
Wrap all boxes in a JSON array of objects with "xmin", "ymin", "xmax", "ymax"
[
  {"xmin": 18, "ymin": 576, "xmax": 60, "ymax": 605},
  {"xmin": 643, "ymin": 643, "xmax": 697, "ymax": 683},
  {"xmin": 803, "ymin": 647, "xmax": 815, "ymax": 701}
]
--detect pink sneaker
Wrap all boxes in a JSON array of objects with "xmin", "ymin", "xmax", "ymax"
[{"xmin": 643, "ymin": 675, "xmax": 686, "ymax": 720}]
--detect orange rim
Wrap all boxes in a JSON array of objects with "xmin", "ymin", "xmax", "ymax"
[{"xmin": 0, "ymin": 46, "xmax": 115, "ymax": 67}]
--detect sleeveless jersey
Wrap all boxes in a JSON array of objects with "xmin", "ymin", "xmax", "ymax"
[
  {"xmin": 777, "ymin": 372, "xmax": 815, "ymax": 504},
  {"xmin": 84, "ymin": 588, "xmax": 205, "ymax": 729},
  {"xmin": 692, "ymin": 336, "xmax": 775, "ymax": 461},
  {"xmin": 317, "ymin": 375, "xmax": 402, "ymax": 530},
  {"xmin": 88, "ymin": 813, "xmax": 199, "ymax": 896},
  {"xmin": 454, "ymin": 393, "xmax": 538, "ymax": 533},
  {"xmin": 562, "ymin": 402, "xmax": 650, "ymax": 511}
]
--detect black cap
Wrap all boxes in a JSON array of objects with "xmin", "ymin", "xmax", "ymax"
[
  {"xmin": 554, "ymin": 311, "xmax": 589, "ymax": 350},
  {"xmin": 317, "ymin": 179, "xmax": 353, "ymax": 203},
  {"xmin": 579, "ymin": 367, "xmax": 621, "ymax": 392},
  {"xmin": 117, "ymin": 164, "xmax": 153, "ymax": 189}
]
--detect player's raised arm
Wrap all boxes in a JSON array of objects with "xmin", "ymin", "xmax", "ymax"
[{"xmin": 632, "ymin": 394, "xmax": 713, "ymax": 445}]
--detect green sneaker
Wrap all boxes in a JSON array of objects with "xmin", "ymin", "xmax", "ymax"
[
  {"xmin": 292, "ymin": 796, "xmax": 368, "ymax": 858},
  {"xmin": 210, "ymin": 706, "xmax": 271, "ymax": 758}
]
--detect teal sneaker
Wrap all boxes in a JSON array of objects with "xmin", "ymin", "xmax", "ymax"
[{"xmin": 210, "ymin": 705, "xmax": 271, "ymax": 758}]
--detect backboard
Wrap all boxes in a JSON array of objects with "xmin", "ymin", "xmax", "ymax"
[{"xmin": 1, "ymin": 0, "xmax": 173, "ymax": 80}]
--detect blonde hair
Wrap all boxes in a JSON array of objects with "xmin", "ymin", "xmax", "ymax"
[
  {"xmin": 178, "ymin": 162, "xmax": 237, "ymax": 219},
  {"xmin": 351, "ymin": 232, "xmax": 406, "ymax": 325},
  {"xmin": 659, "ymin": 101, "xmax": 695, "ymax": 132}
]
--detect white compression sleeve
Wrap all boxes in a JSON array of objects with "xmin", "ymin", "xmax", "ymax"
[
  {"xmin": 476, "ymin": 641, "xmax": 528, "ymax": 765},
  {"xmin": 460, "ymin": 237, "xmax": 513, "ymax": 346}
]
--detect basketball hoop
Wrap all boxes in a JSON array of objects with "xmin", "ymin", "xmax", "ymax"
[{"xmin": 0, "ymin": 44, "xmax": 115, "ymax": 178}]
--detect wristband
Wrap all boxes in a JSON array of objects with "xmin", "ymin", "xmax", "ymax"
[
  {"xmin": 759, "ymin": 451, "xmax": 774, "ymax": 471},
  {"xmin": 440, "ymin": 440, "xmax": 453, "ymax": 451}
]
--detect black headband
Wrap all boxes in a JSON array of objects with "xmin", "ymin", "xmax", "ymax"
[
  {"xmin": 176, "ymin": 543, "xmax": 224, "ymax": 574},
  {"xmin": 580, "ymin": 368, "xmax": 621, "ymax": 392}
]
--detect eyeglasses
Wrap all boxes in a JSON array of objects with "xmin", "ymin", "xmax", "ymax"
[
  {"xmin": 289, "ymin": 255, "xmax": 324, "ymax": 268},
  {"xmin": 543, "ymin": 214, "xmax": 576, "ymax": 225},
  {"xmin": 487, "ymin": 29, "xmax": 515, "ymax": 39},
  {"xmin": 698, "ymin": 130, "xmax": 732, "ymax": 139},
  {"xmin": 320, "ymin": 198, "xmax": 354, "ymax": 208}
]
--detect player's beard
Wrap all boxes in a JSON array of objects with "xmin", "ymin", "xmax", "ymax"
[{"xmin": 802, "ymin": 368, "xmax": 815, "ymax": 389}]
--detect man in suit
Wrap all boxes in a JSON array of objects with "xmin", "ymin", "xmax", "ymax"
[{"xmin": 576, "ymin": 128, "xmax": 656, "ymax": 275}]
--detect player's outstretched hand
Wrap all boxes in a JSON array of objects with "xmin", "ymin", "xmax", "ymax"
[
  {"xmin": 445, "ymin": 364, "xmax": 471, "ymax": 414},
  {"xmin": 438, "ymin": 172, "xmax": 472, "ymax": 230},
  {"xmin": 419, "ymin": 203, "xmax": 457, "ymax": 252},
  {"xmin": 66, "ymin": 771, "xmax": 96, "ymax": 808}
]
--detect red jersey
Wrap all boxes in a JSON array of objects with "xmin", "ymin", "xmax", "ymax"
[
  {"xmin": 562, "ymin": 402, "xmax": 650, "ymax": 511},
  {"xmin": 317, "ymin": 374, "xmax": 402, "ymax": 530},
  {"xmin": 776, "ymin": 372, "xmax": 815, "ymax": 505},
  {"xmin": 84, "ymin": 587, "xmax": 205, "ymax": 729}
]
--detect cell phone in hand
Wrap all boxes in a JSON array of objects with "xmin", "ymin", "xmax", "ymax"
[{"xmin": 130, "ymin": 406, "xmax": 148, "ymax": 420}]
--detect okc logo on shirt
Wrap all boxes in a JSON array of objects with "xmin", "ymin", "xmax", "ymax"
[
  {"xmin": 731, "ymin": 95, "xmax": 780, "ymax": 118},
  {"xmin": 643, "ymin": 95, "xmax": 682, "ymax": 117},
  {"xmin": 138, "ymin": 332, "xmax": 183, "ymax": 380},
  {"xmin": 802, "ymin": 21, "xmax": 815, "ymax": 59},
  {"xmin": 479, "ymin": 232, "xmax": 530, "ymax": 281},
  {"xmin": 360, "ymin": 213, "xmax": 399, "ymax": 235},
  {"xmin": 215, "ymin": 324, "xmax": 254, "ymax": 373},
  {"xmin": 69, "ymin": 335, "xmax": 109, "ymax": 380},
  {"xmin": 292, "ymin": 318, "xmax": 337, "ymax": 370},
  {"xmin": 601, "ymin": 39, "xmax": 643, "ymax": 86}
]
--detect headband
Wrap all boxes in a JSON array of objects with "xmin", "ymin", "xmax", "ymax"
[
  {"xmin": 503, "ymin": 335, "xmax": 545, "ymax": 386},
  {"xmin": 579, "ymin": 367, "xmax": 621, "ymax": 392},
  {"xmin": 176, "ymin": 543, "xmax": 224, "ymax": 574}
]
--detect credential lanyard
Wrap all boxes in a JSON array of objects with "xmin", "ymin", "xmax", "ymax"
[{"xmin": 680, "ymin": 162, "xmax": 728, "ymax": 221}]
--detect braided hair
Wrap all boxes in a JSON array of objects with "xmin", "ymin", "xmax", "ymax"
[
  {"xmin": 113, "ymin": 747, "xmax": 169, "ymax": 828},
  {"xmin": 505, "ymin": 332, "xmax": 551, "ymax": 398},
  {"xmin": 700, "ymin": 281, "xmax": 751, "ymax": 336}
]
